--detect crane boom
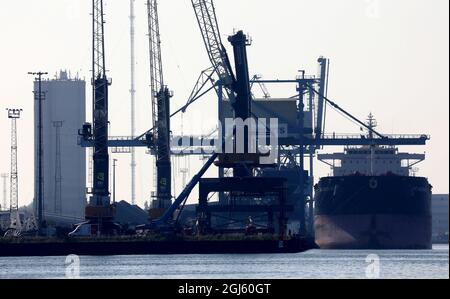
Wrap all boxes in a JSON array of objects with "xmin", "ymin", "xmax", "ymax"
[
  {"xmin": 191, "ymin": 0, "xmax": 236, "ymax": 103},
  {"xmin": 148, "ymin": 0, "xmax": 164, "ymax": 130},
  {"xmin": 147, "ymin": 0, "xmax": 172, "ymax": 211},
  {"xmin": 93, "ymin": 0, "xmax": 106, "ymax": 81},
  {"xmin": 192, "ymin": 0, "xmax": 253, "ymax": 178},
  {"xmin": 315, "ymin": 57, "xmax": 329, "ymax": 144}
]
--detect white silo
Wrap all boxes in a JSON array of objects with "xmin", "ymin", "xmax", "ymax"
[{"xmin": 33, "ymin": 70, "xmax": 86, "ymax": 225}]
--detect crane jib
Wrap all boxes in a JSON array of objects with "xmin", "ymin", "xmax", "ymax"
[{"xmin": 191, "ymin": 0, "xmax": 237, "ymax": 102}]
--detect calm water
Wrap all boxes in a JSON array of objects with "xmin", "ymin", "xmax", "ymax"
[{"xmin": 0, "ymin": 245, "xmax": 448, "ymax": 279}]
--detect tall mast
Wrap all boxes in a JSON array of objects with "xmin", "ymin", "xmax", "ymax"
[
  {"xmin": 130, "ymin": 0, "xmax": 137, "ymax": 205},
  {"xmin": 6, "ymin": 108, "xmax": 22, "ymax": 230},
  {"xmin": 29, "ymin": 71, "xmax": 47, "ymax": 234},
  {"xmin": 367, "ymin": 113, "xmax": 378, "ymax": 175},
  {"xmin": 367, "ymin": 113, "xmax": 377, "ymax": 140}
]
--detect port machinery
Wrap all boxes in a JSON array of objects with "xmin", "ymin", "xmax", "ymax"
[
  {"xmin": 78, "ymin": 0, "xmax": 116, "ymax": 235},
  {"xmin": 78, "ymin": 0, "xmax": 430, "ymax": 237}
]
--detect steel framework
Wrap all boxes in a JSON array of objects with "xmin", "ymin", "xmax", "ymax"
[
  {"xmin": 91, "ymin": 0, "xmax": 111, "ymax": 206},
  {"xmin": 6, "ymin": 109, "xmax": 22, "ymax": 230},
  {"xmin": 191, "ymin": 0, "xmax": 236, "ymax": 103},
  {"xmin": 147, "ymin": 0, "xmax": 172, "ymax": 210}
]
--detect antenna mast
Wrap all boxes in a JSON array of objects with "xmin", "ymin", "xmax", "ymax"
[{"xmin": 130, "ymin": 0, "xmax": 137, "ymax": 205}]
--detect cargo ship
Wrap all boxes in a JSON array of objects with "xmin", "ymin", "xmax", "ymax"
[{"xmin": 314, "ymin": 114, "xmax": 432, "ymax": 249}]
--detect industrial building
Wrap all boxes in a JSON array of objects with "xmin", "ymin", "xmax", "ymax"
[
  {"xmin": 432, "ymin": 194, "xmax": 449, "ymax": 243},
  {"xmin": 33, "ymin": 71, "xmax": 86, "ymax": 225}
]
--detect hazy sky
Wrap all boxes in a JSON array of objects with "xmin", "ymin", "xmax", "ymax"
[{"xmin": 0, "ymin": 0, "xmax": 448, "ymax": 208}]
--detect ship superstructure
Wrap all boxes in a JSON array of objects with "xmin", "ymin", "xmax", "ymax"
[{"xmin": 318, "ymin": 114, "xmax": 425, "ymax": 177}]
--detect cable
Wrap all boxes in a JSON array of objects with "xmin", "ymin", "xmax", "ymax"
[{"xmin": 306, "ymin": 84, "xmax": 384, "ymax": 138}]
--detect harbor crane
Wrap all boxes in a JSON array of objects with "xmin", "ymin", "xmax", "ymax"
[
  {"xmin": 78, "ymin": 0, "xmax": 116, "ymax": 235},
  {"xmin": 192, "ymin": 0, "xmax": 255, "ymax": 176},
  {"xmin": 147, "ymin": 0, "xmax": 173, "ymax": 218},
  {"xmin": 78, "ymin": 0, "xmax": 177, "ymax": 234}
]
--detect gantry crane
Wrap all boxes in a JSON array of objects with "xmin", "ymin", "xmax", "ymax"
[
  {"xmin": 190, "ymin": 0, "xmax": 293, "ymax": 236},
  {"xmin": 147, "ymin": 0, "xmax": 173, "ymax": 217}
]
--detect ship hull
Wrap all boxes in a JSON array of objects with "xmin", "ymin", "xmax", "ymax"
[
  {"xmin": 0, "ymin": 237, "xmax": 316, "ymax": 257},
  {"xmin": 314, "ymin": 176, "xmax": 432, "ymax": 250},
  {"xmin": 315, "ymin": 214, "xmax": 431, "ymax": 249}
]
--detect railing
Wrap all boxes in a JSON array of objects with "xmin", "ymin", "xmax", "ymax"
[
  {"xmin": 321, "ymin": 134, "xmax": 430, "ymax": 140},
  {"xmin": 78, "ymin": 133, "xmax": 430, "ymax": 151},
  {"xmin": 109, "ymin": 136, "xmax": 143, "ymax": 141}
]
